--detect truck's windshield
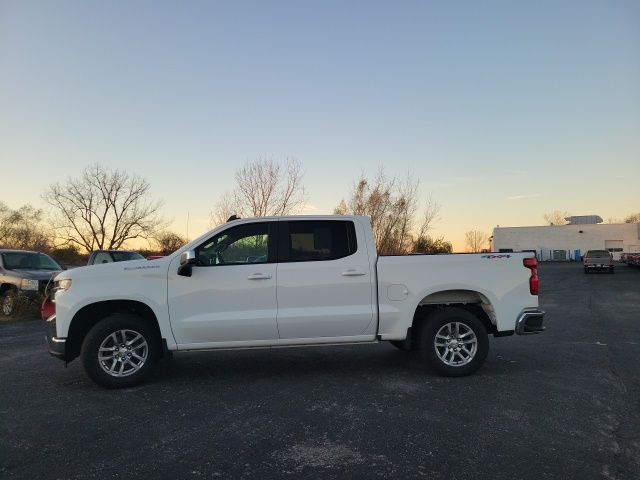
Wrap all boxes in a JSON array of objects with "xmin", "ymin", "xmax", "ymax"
[
  {"xmin": 1, "ymin": 252, "xmax": 61, "ymax": 271},
  {"xmin": 111, "ymin": 252, "xmax": 145, "ymax": 262}
]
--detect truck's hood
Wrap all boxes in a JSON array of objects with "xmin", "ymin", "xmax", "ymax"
[
  {"xmin": 55, "ymin": 258, "xmax": 172, "ymax": 282},
  {"xmin": 11, "ymin": 269, "xmax": 61, "ymax": 281}
]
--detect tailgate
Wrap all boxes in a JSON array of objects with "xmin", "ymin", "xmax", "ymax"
[{"xmin": 585, "ymin": 255, "xmax": 611, "ymax": 264}]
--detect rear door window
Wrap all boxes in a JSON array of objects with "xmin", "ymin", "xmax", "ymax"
[{"xmin": 280, "ymin": 220, "xmax": 357, "ymax": 262}]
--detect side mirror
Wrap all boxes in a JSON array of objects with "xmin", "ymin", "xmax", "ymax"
[
  {"xmin": 178, "ymin": 250, "xmax": 198, "ymax": 277},
  {"xmin": 180, "ymin": 250, "xmax": 197, "ymax": 266}
]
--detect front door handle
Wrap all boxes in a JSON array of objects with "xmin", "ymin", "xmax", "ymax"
[
  {"xmin": 341, "ymin": 269, "xmax": 366, "ymax": 276},
  {"xmin": 247, "ymin": 273, "xmax": 272, "ymax": 280}
]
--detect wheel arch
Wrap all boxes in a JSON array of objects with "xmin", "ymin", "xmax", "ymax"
[
  {"xmin": 0, "ymin": 283, "xmax": 17, "ymax": 295},
  {"xmin": 66, "ymin": 300, "xmax": 163, "ymax": 362},
  {"xmin": 410, "ymin": 289, "xmax": 497, "ymax": 341}
]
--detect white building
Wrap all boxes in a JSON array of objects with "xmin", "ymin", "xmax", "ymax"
[{"xmin": 491, "ymin": 222, "xmax": 640, "ymax": 261}]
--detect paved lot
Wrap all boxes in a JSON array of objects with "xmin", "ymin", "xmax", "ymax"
[{"xmin": 1, "ymin": 263, "xmax": 639, "ymax": 479}]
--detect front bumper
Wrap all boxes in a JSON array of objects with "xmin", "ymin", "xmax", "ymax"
[
  {"xmin": 516, "ymin": 308, "xmax": 545, "ymax": 335},
  {"xmin": 45, "ymin": 315, "xmax": 67, "ymax": 360},
  {"xmin": 19, "ymin": 289, "xmax": 40, "ymax": 300}
]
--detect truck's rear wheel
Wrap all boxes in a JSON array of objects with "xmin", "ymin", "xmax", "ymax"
[
  {"xmin": 81, "ymin": 313, "xmax": 160, "ymax": 388},
  {"xmin": 419, "ymin": 307, "xmax": 489, "ymax": 376}
]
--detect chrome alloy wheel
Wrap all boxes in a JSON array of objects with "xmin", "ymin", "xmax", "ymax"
[
  {"xmin": 434, "ymin": 322, "xmax": 478, "ymax": 367},
  {"xmin": 1, "ymin": 294, "xmax": 14, "ymax": 316},
  {"xmin": 98, "ymin": 329, "xmax": 149, "ymax": 377}
]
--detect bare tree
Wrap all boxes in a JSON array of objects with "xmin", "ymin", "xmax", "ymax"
[
  {"xmin": 543, "ymin": 210, "xmax": 570, "ymax": 226},
  {"xmin": 211, "ymin": 157, "xmax": 306, "ymax": 223},
  {"xmin": 333, "ymin": 199, "xmax": 348, "ymax": 215},
  {"xmin": 465, "ymin": 230, "xmax": 489, "ymax": 253},
  {"xmin": 43, "ymin": 164, "xmax": 164, "ymax": 253},
  {"xmin": 153, "ymin": 231, "xmax": 186, "ymax": 255},
  {"xmin": 48, "ymin": 245, "xmax": 86, "ymax": 267},
  {"xmin": 334, "ymin": 169, "xmax": 441, "ymax": 255},
  {"xmin": 416, "ymin": 194, "xmax": 442, "ymax": 239},
  {"xmin": 210, "ymin": 193, "xmax": 238, "ymax": 227},
  {"xmin": 0, "ymin": 202, "xmax": 14, "ymax": 247},
  {"xmin": 0, "ymin": 202, "xmax": 51, "ymax": 252},
  {"xmin": 624, "ymin": 212, "xmax": 640, "ymax": 223}
]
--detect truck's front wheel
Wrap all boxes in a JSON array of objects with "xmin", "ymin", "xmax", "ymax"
[
  {"xmin": 419, "ymin": 308, "xmax": 489, "ymax": 377},
  {"xmin": 81, "ymin": 314, "xmax": 160, "ymax": 388},
  {"xmin": 1, "ymin": 289, "xmax": 17, "ymax": 316}
]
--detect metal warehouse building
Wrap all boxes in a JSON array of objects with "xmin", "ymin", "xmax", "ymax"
[{"xmin": 491, "ymin": 217, "xmax": 640, "ymax": 261}]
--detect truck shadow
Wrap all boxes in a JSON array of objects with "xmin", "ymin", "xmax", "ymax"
[{"xmin": 148, "ymin": 343, "xmax": 547, "ymax": 387}]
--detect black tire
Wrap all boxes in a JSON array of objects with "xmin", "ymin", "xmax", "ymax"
[
  {"xmin": 1, "ymin": 289, "xmax": 17, "ymax": 317},
  {"xmin": 610, "ymin": 267, "xmax": 615, "ymax": 274},
  {"xmin": 584, "ymin": 267, "xmax": 589, "ymax": 274},
  {"xmin": 81, "ymin": 313, "xmax": 160, "ymax": 388},
  {"xmin": 418, "ymin": 307, "xmax": 489, "ymax": 377}
]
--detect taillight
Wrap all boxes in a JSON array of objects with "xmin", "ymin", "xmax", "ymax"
[
  {"xmin": 523, "ymin": 257, "xmax": 539, "ymax": 295},
  {"xmin": 40, "ymin": 297, "xmax": 55, "ymax": 321}
]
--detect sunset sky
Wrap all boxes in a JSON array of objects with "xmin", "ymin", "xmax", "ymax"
[{"xmin": 1, "ymin": 1, "xmax": 639, "ymax": 251}]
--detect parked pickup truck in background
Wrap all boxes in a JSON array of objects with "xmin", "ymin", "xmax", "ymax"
[
  {"xmin": 87, "ymin": 250, "xmax": 145, "ymax": 266},
  {"xmin": 583, "ymin": 250, "xmax": 614, "ymax": 274},
  {"xmin": 46, "ymin": 216, "xmax": 545, "ymax": 388},
  {"xmin": 1, "ymin": 250, "xmax": 62, "ymax": 316}
]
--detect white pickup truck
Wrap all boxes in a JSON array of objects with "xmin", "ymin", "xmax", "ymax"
[{"xmin": 46, "ymin": 216, "xmax": 544, "ymax": 388}]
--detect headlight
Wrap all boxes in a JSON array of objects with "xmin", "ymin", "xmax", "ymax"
[
  {"xmin": 52, "ymin": 279, "xmax": 72, "ymax": 302},
  {"xmin": 20, "ymin": 279, "xmax": 39, "ymax": 291},
  {"xmin": 55, "ymin": 279, "xmax": 73, "ymax": 292}
]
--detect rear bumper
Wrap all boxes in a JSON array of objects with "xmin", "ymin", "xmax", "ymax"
[
  {"xmin": 45, "ymin": 315, "xmax": 67, "ymax": 361},
  {"xmin": 516, "ymin": 308, "xmax": 545, "ymax": 335}
]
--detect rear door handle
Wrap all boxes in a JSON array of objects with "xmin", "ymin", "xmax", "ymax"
[
  {"xmin": 341, "ymin": 269, "xmax": 366, "ymax": 276},
  {"xmin": 247, "ymin": 273, "xmax": 272, "ymax": 280}
]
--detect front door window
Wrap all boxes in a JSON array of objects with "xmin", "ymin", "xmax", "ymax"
[{"xmin": 196, "ymin": 223, "xmax": 270, "ymax": 266}]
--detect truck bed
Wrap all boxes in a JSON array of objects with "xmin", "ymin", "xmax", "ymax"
[{"xmin": 376, "ymin": 252, "xmax": 538, "ymax": 338}]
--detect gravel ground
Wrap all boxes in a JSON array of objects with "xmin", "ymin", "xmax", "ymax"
[{"xmin": 1, "ymin": 262, "xmax": 639, "ymax": 479}]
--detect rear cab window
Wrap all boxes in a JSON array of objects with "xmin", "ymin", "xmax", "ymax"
[
  {"xmin": 279, "ymin": 220, "xmax": 357, "ymax": 262},
  {"xmin": 586, "ymin": 250, "xmax": 610, "ymax": 257}
]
